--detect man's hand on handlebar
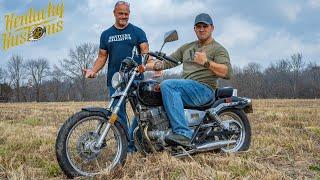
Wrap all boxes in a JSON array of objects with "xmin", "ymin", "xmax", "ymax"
[
  {"xmin": 145, "ymin": 58, "xmax": 163, "ymax": 71},
  {"xmin": 143, "ymin": 57, "xmax": 165, "ymax": 78},
  {"xmin": 145, "ymin": 60, "xmax": 155, "ymax": 71}
]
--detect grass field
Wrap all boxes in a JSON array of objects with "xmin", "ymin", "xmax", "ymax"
[{"xmin": 0, "ymin": 99, "xmax": 319, "ymax": 179}]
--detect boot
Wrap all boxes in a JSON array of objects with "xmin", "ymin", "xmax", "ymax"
[{"xmin": 165, "ymin": 133, "xmax": 191, "ymax": 147}]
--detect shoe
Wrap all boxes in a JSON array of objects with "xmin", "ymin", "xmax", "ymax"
[{"xmin": 165, "ymin": 134, "xmax": 191, "ymax": 147}]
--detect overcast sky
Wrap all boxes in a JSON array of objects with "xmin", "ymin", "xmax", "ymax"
[{"xmin": 0, "ymin": 0, "xmax": 319, "ymax": 69}]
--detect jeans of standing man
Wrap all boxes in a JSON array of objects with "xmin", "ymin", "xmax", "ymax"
[
  {"xmin": 108, "ymin": 86, "xmax": 137, "ymax": 152},
  {"xmin": 160, "ymin": 79, "xmax": 214, "ymax": 139}
]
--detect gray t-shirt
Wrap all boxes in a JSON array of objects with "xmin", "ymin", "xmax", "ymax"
[{"xmin": 163, "ymin": 39, "xmax": 232, "ymax": 89}]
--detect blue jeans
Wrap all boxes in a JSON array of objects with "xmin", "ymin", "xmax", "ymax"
[
  {"xmin": 160, "ymin": 79, "xmax": 214, "ymax": 139},
  {"xmin": 108, "ymin": 86, "xmax": 137, "ymax": 152}
]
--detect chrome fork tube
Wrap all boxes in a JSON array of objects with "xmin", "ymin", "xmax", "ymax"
[
  {"xmin": 95, "ymin": 69, "xmax": 138, "ymax": 149},
  {"xmin": 112, "ymin": 70, "xmax": 137, "ymax": 115},
  {"xmin": 107, "ymin": 98, "xmax": 115, "ymax": 110},
  {"xmin": 95, "ymin": 123, "xmax": 112, "ymax": 148},
  {"xmin": 94, "ymin": 122, "xmax": 103, "ymax": 134},
  {"xmin": 94, "ymin": 90, "xmax": 115, "ymax": 138}
]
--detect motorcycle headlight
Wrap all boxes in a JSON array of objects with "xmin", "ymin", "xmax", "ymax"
[{"xmin": 111, "ymin": 72, "xmax": 123, "ymax": 89}]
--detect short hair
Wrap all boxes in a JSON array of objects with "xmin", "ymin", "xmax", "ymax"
[{"xmin": 114, "ymin": 1, "xmax": 130, "ymax": 10}]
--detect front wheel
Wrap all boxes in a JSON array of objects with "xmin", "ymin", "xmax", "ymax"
[
  {"xmin": 217, "ymin": 109, "xmax": 251, "ymax": 152},
  {"xmin": 55, "ymin": 111, "xmax": 128, "ymax": 178}
]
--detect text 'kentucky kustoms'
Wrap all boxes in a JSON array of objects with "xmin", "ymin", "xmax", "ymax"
[{"xmin": 2, "ymin": 2, "xmax": 64, "ymax": 50}]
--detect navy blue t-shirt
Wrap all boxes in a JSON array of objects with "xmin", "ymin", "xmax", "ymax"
[{"xmin": 99, "ymin": 23, "xmax": 148, "ymax": 86}]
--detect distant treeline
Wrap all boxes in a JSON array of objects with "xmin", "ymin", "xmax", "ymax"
[
  {"xmin": 220, "ymin": 53, "xmax": 320, "ymax": 99},
  {"xmin": 0, "ymin": 43, "xmax": 319, "ymax": 102}
]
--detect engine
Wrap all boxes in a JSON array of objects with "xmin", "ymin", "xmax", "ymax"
[
  {"xmin": 139, "ymin": 106, "xmax": 170, "ymax": 131},
  {"xmin": 138, "ymin": 106, "xmax": 206, "ymax": 150},
  {"xmin": 137, "ymin": 106, "xmax": 171, "ymax": 151}
]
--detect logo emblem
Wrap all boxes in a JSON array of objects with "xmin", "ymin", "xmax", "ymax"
[{"xmin": 28, "ymin": 25, "xmax": 46, "ymax": 41}]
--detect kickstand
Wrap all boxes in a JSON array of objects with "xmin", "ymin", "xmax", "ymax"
[{"xmin": 177, "ymin": 146, "xmax": 195, "ymax": 161}]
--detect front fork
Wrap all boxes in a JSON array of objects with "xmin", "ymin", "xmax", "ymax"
[{"xmin": 94, "ymin": 70, "xmax": 138, "ymax": 149}]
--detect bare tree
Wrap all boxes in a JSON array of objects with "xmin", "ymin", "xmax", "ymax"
[
  {"xmin": 303, "ymin": 62, "xmax": 320, "ymax": 98},
  {"xmin": 60, "ymin": 43, "xmax": 98, "ymax": 100},
  {"xmin": 0, "ymin": 67, "xmax": 10, "ymax": 101},
  {"xmin": 243, "ymin": 63, "xmax": 263, "ymax": 97},
  {"xmin": 290, "ymin": 53, "xmax": 305, "ymax": 72},
  {"xmin": 271, "ymin": 59, "xmax": 291, "ymax": 97},
  {"xmin": 7, "ymin": 55, "xmax": 24, "ymax": 101},
  {"xmin": 290, "ymin": 53, "xmax": 305, "ymax": 98},
  {"xmin": 0, "ymin": 67, "xmax": 5, "ymax": 83},
  {"xmin": 25, "ymin": 58, "xmax": 50, "ymax": 102},
  {"xmin": 50, "ymin": 65, "xmax": 65, "ymax": 101}
]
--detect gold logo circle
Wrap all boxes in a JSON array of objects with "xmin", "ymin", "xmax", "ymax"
[{"xmin": 28, "ymin": 26, "xmax": 46, "ymax": 41}]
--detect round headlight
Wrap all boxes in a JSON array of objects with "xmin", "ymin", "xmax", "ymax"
[{"xmin": 111, "ymin": 72, "xmax": 123, "ymax": 89}]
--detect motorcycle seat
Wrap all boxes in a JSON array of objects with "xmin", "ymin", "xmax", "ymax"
[
  {"xmin": 215, "ymin": 87, "xmax": 234, "ymax": 99},
  {"xmin": 184, "ymin": 87, "xmax": 234, "ymax": 111}
]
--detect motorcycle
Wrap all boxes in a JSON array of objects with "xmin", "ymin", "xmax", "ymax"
[{"xmin": 55, "ymin": 30, "xmax": 253, "ymax": 178}]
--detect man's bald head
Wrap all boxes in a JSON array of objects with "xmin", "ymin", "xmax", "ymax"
[{"xmin": 114, "ymin": 1, "xmax": 130, "ymax": 12}]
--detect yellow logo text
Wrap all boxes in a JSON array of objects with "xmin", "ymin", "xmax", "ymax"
[{"xmin": 1, "ymin": 1, "xmax": 64, "ymax": 50}]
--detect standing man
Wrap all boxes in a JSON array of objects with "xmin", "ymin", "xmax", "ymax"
[
  {"xmin": 83, "ymin": 1, "xmax": 149, "ymax": 152},
  {"xmin": 146, "ymin": 13, "xmax": 232, "ymax": 146}
]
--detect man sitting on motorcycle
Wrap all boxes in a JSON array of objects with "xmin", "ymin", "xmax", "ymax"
[{"xmin": 145, "ymin": 13, "xmax": 233, "ymax": 146}]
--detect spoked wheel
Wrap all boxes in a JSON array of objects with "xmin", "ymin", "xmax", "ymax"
[
  {"xmin": 56, "ymin": 111, "xmax": 128, "ymax": 178},
  {"xmin": 217, "ymin": 109, "xmax": 251, "ymax": 152}
]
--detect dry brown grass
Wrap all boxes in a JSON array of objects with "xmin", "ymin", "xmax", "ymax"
[{"xmin": 0, "ymin": 99, "xmax": 319, "ymax": 179}]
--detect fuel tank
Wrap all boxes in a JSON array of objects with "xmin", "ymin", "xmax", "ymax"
[{"xmin": 137, "ymin": 80, "xmax": 163, "ymax": 106}]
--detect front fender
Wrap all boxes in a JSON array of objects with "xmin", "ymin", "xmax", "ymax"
[
  {"xmin": 82, "ymin": 107, "xmax": 111, "ymax": 117},
  {"xmin": 81, "ymin": 107, "xmax": 130, "ymax": 140}
]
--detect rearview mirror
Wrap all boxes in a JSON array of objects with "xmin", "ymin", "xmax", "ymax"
[
  {"xmin": 159, "ymin": 30, "xmax": 178, "ymax": 52},
  {"xmin": 164, "ymin": 30, "xmax": 178, "ymax": 43}
]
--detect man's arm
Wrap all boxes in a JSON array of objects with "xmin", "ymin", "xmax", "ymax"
[
  {"xmin": 144, "ymin": 63, "xmax": 183, "ymax": 81},
  {"xmin": 83, "ymin": 49, "xmax": 108, "ymax": 78},
  {"xmin": 144, "ymin": 46, "xmax": 183, "ymax": 71},
  {"xmin": 207, "ymin": 61, "xmax": 228, "ymax": 78},
  {"xmin": 139, "ymin": 42, "xmax": 149, "ymax": 55},
  {"xmin": 193, "ymin": 47, "xmax": 232, "ymax": 79}
]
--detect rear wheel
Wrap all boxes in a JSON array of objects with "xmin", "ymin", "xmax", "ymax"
[
  {"xmin": 217, "ymin": 109, "xmax": 251, "ymax": 152},
  {"xmin": 55, "ymin": 111, "xmax": 128, "ymax": 178}
]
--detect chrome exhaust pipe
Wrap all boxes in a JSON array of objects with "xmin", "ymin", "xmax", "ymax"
[
  {"xmin": 173, "ymin": 140, "xmax": 237, "ymax": 158},
  {"xmin": 196, "ymin": 140, "xmax": 236, "ymax": 152}
]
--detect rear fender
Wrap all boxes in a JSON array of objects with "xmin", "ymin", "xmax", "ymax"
[{"xmin": 212, "ymin": 97, "xmax": 253, "ymax": 114}]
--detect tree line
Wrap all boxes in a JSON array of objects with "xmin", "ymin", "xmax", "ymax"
[
  {"xmin": 220, "ymin": 54, "xmax": 320, "ymax": 99},
  {"xmin": 0, "ymin": 43, "xmax": 108, "ymax": 102},
  {"xmin": 0, "ymin": 43, "xmax": 319, "ymax": 102}
]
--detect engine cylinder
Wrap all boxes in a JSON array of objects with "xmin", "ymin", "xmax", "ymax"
[{"xmin": 140, "ymin": 106, "xmax": 169, "ymax": 131}]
